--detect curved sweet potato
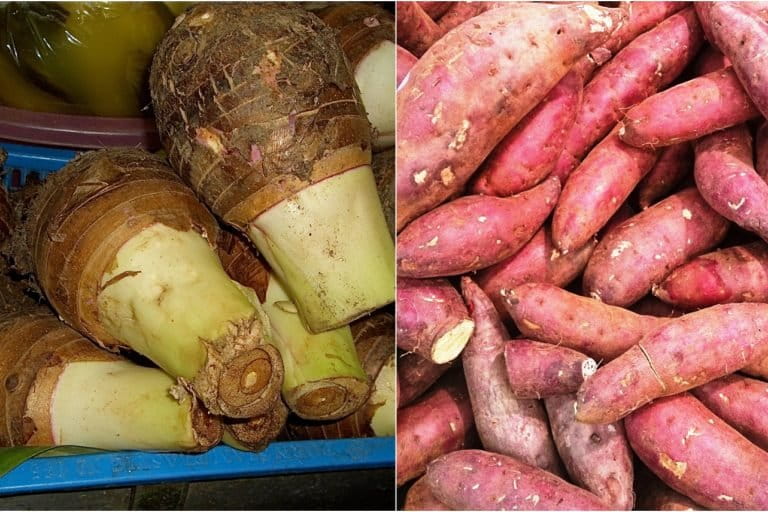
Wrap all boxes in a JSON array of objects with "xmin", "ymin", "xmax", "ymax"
[
  {"xmin": 403, "ymin": 476, "xmax": 451, "ymax": 510},
  {"xmin": 654, "ymin": 241, "xmax": 768, "ymax": 308},
  {"xmin": 396, "ymin": 277, "xmax": 474, "ymax": 364},
  {"xmin": 475, "ymin": 226, "xmax": 596, "ymax": 323},
  {"xmin": 397, "ymin": 177, "xmax": 559, "ymax": 278},
  {"xmin": 396, "ymin": 3, "xmax": 624, "ymax": 230},
  {"xmin": 553, "ymin": 128, "xmax": 657, "ymax": 251},
  {"xmin": 460, "ymin": 277, "xmax": 563, "ymax": 475},
  {"xmin": 426, "ymin": 449, "xmax": 610, "ymax": 511},
  {"xmin": 470, "ymin": 70, "xmax": 582, "ymax": 197},
  {"xmin": 626, "ymin": 393, "xmax": 768, "ymax": 510},
  {"xmin": 545, "ymin": 394, "xmax": 634, "ymax": 510},
  {"xmin": 505, "ymin": 340, "xmax": 596, "ymax": 399},
  {"xmin": 583, "ymin": 187, "xmax": 730, "ymax": 307},
  {"xmin": 576, "ymin": 303, "xmax": 768, "ymax": 424},
  {"xmin": 619, "ymin": 68, "xmax": 760, "ymax": 149},
  {"xmin": 637, "ymin": 143, "xmax": 693, "ymax": 209},
  {"xmin": 503, "ymin": 283, "xmax": 666, "ymax": 361}
]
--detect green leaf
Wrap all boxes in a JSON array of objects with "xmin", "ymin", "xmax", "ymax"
[{"xmin": 0, "ymin": 445, "xmax": 105, "ymax": 477}]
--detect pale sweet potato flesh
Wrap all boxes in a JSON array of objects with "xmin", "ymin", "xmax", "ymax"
[
  {"xmin": 625, "ymin": 393, "xmax": 768, "ymax": 510},
  {"xmin": 576, "ymin": 303, "xmax": 768, "ymax": 424},
  {"xmin": 470, "ymin": 70, "xmax": 582, "ymax": 197},
  {"xmin": 637, "ymin": 143, "xmax": 693, "ymax": 210},
  {"xmin": 694, "ymin": 124, "xmax": 768, "ymax": 242},
  {"xmin": 396, "ymin": 371, "xmax": 474, "ymax": 486},
  {"xmin": 426, "ymin": 449, "xmax": 609, "ymax": 511},
  {"xmin": 545, "ymin": 393, "xmax": 634, "ymax": 510},
  {"xmin": 397, "ymin": 177, "xmax": 560, "ymax": 278},
  {"xmin": 583, "ymin": 187, "xmax": 730, "ymax": 307},
  {"xmin": 505, "ymin": 340, "xmax": 596, "ymax": 399},
  {"xmin": 692, "ymin": 374, "xmax": 768, "ymax": 452},
  {"xmin": 619, "ymin": 68, "xmax": 760, "ymax": 149},
  {"xmin": 503, "ymin": 283, "xmax": 666, "ymax": 361},
  {"xmin": 461, "ymin": 277, "xmax": 563, "ymax": 475},
  {"xmin": 396, "ymin": 277, "xmax": 474, "ymax": 364},
  {"xmin": 654, "ymin": 241, "xmax": 768, "ymax": 309},
  {"xmin": 553, "ymin": 128, "xmax": 657, "ymax": 251},
  {"xmin": 476, "ymin": 226, "xmax": 596, "ymax": 323},
  {"xmin": 555, "ymin": 7, "xmax": 703, "ymax": 182},
  {"xmin": 396, "ymin": 3, "xmax": 623, "ymax": 230}
]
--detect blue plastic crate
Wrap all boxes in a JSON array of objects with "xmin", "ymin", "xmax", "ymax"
[{"xmin": 0, "ymin": 141, "xmax": 395, "ymax": 496}]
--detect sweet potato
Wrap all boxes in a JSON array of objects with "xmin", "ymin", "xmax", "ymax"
[
  {"xmin": 692, "ymin": 45, "xmax": 730, "ymax": 75},
  {"xmin": 396, "ymin": 3, "xmax": 623, "ymax": 230},
  {"xmin": 470, "ymin": 70, "xmax": 582, "ymax": 197},
  {"xmin": 571, "ymin": 1, "xmax": 689, "ymax": 82},
  {"xmin": 654, "ymin": 241, "xmax": 768, "ymax": 308},
  {"xmin": 637, "ymin": 143, "xmax": 693, "ymax": 210},
  {"xmin": 757, "ymin": 120, "xmax": 768, "ymax": 179},
  {"xmin": 692, "ymin": 374, "xmax": 768, "ymax": 452},
  {"xmin": 554, "ymin": 8, "xmax": 703, "ymax": 181},
  {"xmin": 505, "ymin": 340, "xmax": 596, "ymax": 399},
  {"xmin": 503, "ymin": 283, "xmax": 666, "ymax": 361},
  {"xmin": 397, "ymin": 370, "xmax": 475, "ymax": 486},
  {"xmin": 404, "ymin": 476, "xmax": 451, "ymax": 511},
  {"xmin": 583, "ymin": 187, "xmax": 730, "ymax": 307},
  {"xmin": 545, "ymin": 394, "xmax": 634, "ymax": 510},
  {"xmin": 396, "ymin": 2, "xmax": 443, "ymax": 57},
  {"xmin": 625, "ymin": 393, "xmax": 768, "ymax": 510},
  {"xmin": 397, "ymin": 351, "xmax": 451, "ymax": 409},
  {"xmin": 619, "ymin": 68, "xmax": 760, "ymax": 148},
  {"xmin": 635, "ymin": 468, "xmax": 706, "ymax": 511},
  {"xmin": 476, "ymin": 226, "xmax": 595, "ymax": 324},
  {"xmin": 397, "ymin": 45, "xmax": 417, "ymax": 87},
  {"xmin": 435, "ymin": 2, "xmax": 508, "ymax": 33},
  {"xmin": 426, "ymin": 449, "xmax": 610, "ymax": 511},
  {"xmin": 552, "ymin": 128, "xmax": 658, "ymax": 251},
  {"xmin": 576, "ymin": 303, "xmax": 768, "ymax": 424},
  {"xmin": 460, "ymin": 278, "xmax": 563, "ymax": 475},
  {"xmin": 397, "ymin": 177, "xmax": 560, "ymax": 278},
  {"xmin": 417, "ymin": 1, "xmax": 451, "ymax": 21},
  {"xmin": 697, "ymin": 2, "xmax": 768, "ymax": 119},
  {"xmin": 396, "ymin": 277, "xmax": 474, "ymax": 364},
  {"xmin": 694, "ymin": 124, "xmax": 768, "ymax": 241}
]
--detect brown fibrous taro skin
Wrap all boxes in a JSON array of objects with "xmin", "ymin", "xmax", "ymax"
[
  {"xmin": 24, "ymin": 148, "xmax": 282, "ymax": 419},
  {"xmin": 151, "ymin": 3, "xmax": 393, "ymax": 334}
]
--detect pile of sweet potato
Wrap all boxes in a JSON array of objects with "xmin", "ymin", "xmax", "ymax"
[{"xmin": 396, "ymin": 2, "xmax": 768, "ymax": 510}]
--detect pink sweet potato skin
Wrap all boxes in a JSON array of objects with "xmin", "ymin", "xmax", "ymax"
[
  {"xmin": 470, "ymin": 70, "xmax": 582, "ymax": 197},
  {"xmin": 619, "ymin": 68, "xmax": 760, "ymax": 149},
  {"xmin": 692, "ymin": 45, "xmax": 730, "ymax": 75},
  {"xmin": 417, "ymin": 1, "xmax": 451, "ymax": 21},
  {"xmin": 654, "ymin": 241, "xmax": 768, "ymax": 309},
  {"xmin": 475, "ymin": 226, "xmax": 596, "ymax": 323},
  {"xmin": 460, "ymin": 277, "xmax": 563, "ymax": 475},
  {"xmin": 403, "ymin": 475, "xmax": 451, "ymax": 511},
  {"xmin": 396, "ymin": 2, "xmax": 443, "ymax": 57},
  {"xmin": 554, "ymin": 8, "xmax": 703, "ymax": 182},
  {"xmin": 545, "ymin": 394, "xmax": 634, "ymax": 510},
  {"xmin": 637, "ymin": 143, "xmax": 693, "ymax": 209},
  {"xmin": 396, "ymin": 3, "xmax": 623, "ymax": 231},
  {"xmin": 625, "ymin": 393, "xmax": 768, "ymax": 510},
  {"xmin": 552, "ymin": 128, "xmax": 658, "ymax": 251},
  {"xmin": 698, "ymin": 2, "xmax": 768, "ymax": 119},
  {"xmin": 426, "ymin": 450, "xmax": 609, "ymax": 511},
  {"xmin": 505, "ymin": 340, "xmax": 595, "ymax": 399},
  {"xmin": 435, "ymin": 2, "xmax": 508, "ymax": 33},
  {"xmin": 694, "ymin": 124, "xmax": 768, "ymax": 241},
  {"xmin": 757, "ymin": 121, "xmax": 768, "ymax": 180},
  {"xmin": 397, "ymin": 352, "xmax": 451, "ymax": 409},
  {"xmin": 396, "ymin": 277, "xmax": 472, "ymax": 363},
  {"xmin": 576, "ymin": 303, "xmax": 768, "ymax": 424},
  {"xmin": 692, "ymin": 374, "xmax": 768, "ymax": 452},
  {"xmin": 503, "ymin": 283, "xmax": 666, "ymax": 361},
  {"xmin": 396, "ymin": 45, "xmax": 417, "ymax": 87},
  {"xmin": 583, "ymin": 187, "xmax": 730, "ymax": 307},
  {"xmin": 397, "ymin": 177, "xmax": 559, "ymax": 278},
  {"xmin": 396, "ymin": 371, "xmax": 475, "ymax": 486}
]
